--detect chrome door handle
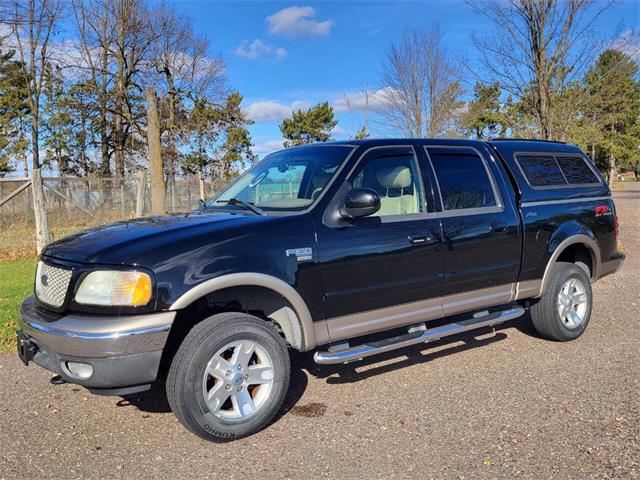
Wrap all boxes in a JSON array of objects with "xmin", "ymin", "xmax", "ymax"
[
  {"xmin": 490, "ymin": 222, "xmax": 508, "ymax": 233},
  {"xmin": 408, "ymin": 235, "xmax": 432, "ymax": 245}
]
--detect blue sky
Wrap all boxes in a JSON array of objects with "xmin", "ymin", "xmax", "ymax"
[{"xmin": 178, "ymin": 1, "xmax": 638, "ymax": 155}]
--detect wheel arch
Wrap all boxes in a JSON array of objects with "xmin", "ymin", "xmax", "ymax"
[
  {"xmin": 169, "ymin": 273, "xmax": 316, "ymax": 351},
  {"xmin": 538, "ymin": 234, "xmax": 601, "ymax": 297}
]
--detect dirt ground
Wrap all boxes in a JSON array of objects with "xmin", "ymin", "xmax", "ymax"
[{"xmin": 0, "ymin": 189, "xmax": 638, "ymax": 479}]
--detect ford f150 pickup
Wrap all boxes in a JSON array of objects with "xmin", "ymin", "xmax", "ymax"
[{"xmin": 17, "ymin": 138, "xmax": 624, "ymax": 441}]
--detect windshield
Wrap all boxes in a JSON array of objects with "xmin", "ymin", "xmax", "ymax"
[{"xmin": 209, "ymin": 145, "xmax": 353, "ymax": 212}]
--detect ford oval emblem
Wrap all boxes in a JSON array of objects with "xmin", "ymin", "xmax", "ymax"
[{"xmin": 41, "ymin": 274, "xmax": 48, "ymax": 287}]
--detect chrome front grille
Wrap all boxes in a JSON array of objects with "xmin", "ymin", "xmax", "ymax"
[{"xmin": 35, "ymin": 261, "xmax": 72, "ymax": 308}]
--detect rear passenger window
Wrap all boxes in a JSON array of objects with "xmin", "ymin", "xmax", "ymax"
[
  {"xmin": 427, "ymin": 148, "xmax": 497, "ymax": 210},
  {"xmin": 555, "ymin": 156, "xmax": 599, "ymax": 184},
  {"xmin": 516, "ymin": 154, "xmax": 600, "ymax": 187},
  {"xmin": 516, "ymin": 155, "xmax": 566, "ymax": 186}
]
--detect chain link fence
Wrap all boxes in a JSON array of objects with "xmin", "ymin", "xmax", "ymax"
[{"xmin": 0, "ymin": 173, "xmax": 231, "ymax": 258}]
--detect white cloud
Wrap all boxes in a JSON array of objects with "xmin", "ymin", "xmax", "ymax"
[
  {"xmin": 612, "ymin": 29, "xmax": 640, "ymax": 63},
  {"xmin": 330, "ymin": 125, "xmax": 348, "ymax": 137},
  {"xmin": 332, "ymin": 88, "xmax": 396, "ymax": 113},
  {"xmin": 244, "ymin": 100, "xmax": 310, "ymax": 123},
  {"xmin": 235, "ymin": 39, "xmax": 287, "ymax": 60},
  {"xmin": 266, "ymin": 6, "xmax": 333, "ymax": 37},
  {"xmin": 254, "ymin": 139, "xmax": 285, "ymax": 154}
]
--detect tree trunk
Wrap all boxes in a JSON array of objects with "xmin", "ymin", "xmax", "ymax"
[
  {"xmin": 165, "ymin": 71, "xmax": 177, "ymax": 211},
  {"xmin": 114, "ymin": 10, "xmax": 126, "ymax": 178},
  {"xmin": 99, "ymin": 106, "xmax": 109, "ymax": 175},
  {"xmin": 99, "ymin": 47, "xmax": 110, "ymax": 175},
  {"xmin": 608, "ymin": 153, "xmax": 616, "ymax": 189},
  {"xmin": 146, "ymin": 86, "xmax": 165, "ymax": 215},
  {"xmin": 114, "ymin": 103, "xmax": 124, "ymax": 176},
  {"xmin": 31, "ymin": 107, "xmax": 40, "ymax": 169},
  {"xmin": 199, "ymin": 169, "xmax": 205, "ymax": 202}
]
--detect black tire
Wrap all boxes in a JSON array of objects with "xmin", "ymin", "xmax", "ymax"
[
  {"xmin": 166, "ymin": 312, "xmax": 290, "ymax": 442},
  {"xmin": 530, "ymin": 261, "xmax": 593, "ymax": 341}
]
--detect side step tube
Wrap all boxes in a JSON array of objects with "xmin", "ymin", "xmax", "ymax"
[{"xmin": 313, "ymin": 306, "xmax": 525, "ymax": 365}]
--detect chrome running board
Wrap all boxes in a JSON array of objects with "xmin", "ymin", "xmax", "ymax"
[{"xmin": 313, "ymin": 306, "xmax": 525, "ymax": 365}]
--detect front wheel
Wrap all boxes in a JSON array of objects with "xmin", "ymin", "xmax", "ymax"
[
  {"xmin": 530, "ymin": 262, "xmax": 593, "ymax": 341},
  {"xmin": 166, "ymin": 312, "xmax": 290, "ymax": 441}
]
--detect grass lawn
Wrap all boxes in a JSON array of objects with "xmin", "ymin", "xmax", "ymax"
[{"xmin": 0, "ymin": 257, "xmax": 37, "ymax": 353}]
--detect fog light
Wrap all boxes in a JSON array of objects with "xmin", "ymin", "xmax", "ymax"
[{"xmin": 62, "ymin": 361, "xmax": 94, "ymax": 380}]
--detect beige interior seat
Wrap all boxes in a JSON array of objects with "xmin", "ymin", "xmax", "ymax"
[
  {"xmin": 375, "ymin": 166, "xmax": 418, "ymax": 216},
  {"xmin": 311, "ymin": 173, "xmax": 332, "ymax": 199}
]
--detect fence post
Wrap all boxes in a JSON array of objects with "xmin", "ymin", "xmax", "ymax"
[
  {"xmin": 136, "ymin": 171, "xmax": 146, "ymax": 217},
  {"xmin": 31, "ymin": 168, "xmax": 50, "ymax": 254}
]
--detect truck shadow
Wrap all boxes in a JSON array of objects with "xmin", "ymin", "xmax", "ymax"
[
  {"xmin": 296, "ymin": 313, "xmax": 541, "ymax": 385},
  {"xmin": 295, "ymin": 327, "xmax": 509, "ymax": 385},
  {"xmin": 120, "ymin": 315, "xmax": 538, "ymax": 415}
]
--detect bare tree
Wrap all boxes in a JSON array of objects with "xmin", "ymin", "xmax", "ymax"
[
  {"xmin": 111, "ymin": 0, "xmax": 153, "ymax": 177},
  {"xmin": 379, "ymin": 25, "xmax": 462, "ymax": 138},
  {"xmin": 468, "ymin": 0, "xmax": 614, "ymax": 140},
  {"xmin": 3, "ymin": 0, "xmax": 63, "ymax": 169},
  {"xmin": 73, "ymin": 0, "xmax": 154, "ymax": 176},
  {"xmin": 73, "ymin": 0, "xmax": 114, "ymax": 174},
  {"xmin": 341, "ymin": 89, "xmax": 371, "ymax": 139},
  {"xmin": 147, "ymin": 2, "xmax": 225, "ymax": 201}
]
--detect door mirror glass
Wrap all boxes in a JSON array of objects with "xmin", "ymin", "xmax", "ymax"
[{"xmin": 341, "ymin": 188, "xmax": 381, "ymax": 218}]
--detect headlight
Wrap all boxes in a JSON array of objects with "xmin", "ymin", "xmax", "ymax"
[{"xmin": 75, "ymin": 271, "xmax": 152, "ymax": 306}]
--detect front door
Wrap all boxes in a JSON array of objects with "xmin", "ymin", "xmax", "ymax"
[{"xmin": 315, "ymin": 145, "xmax": 444, "ymax": 341}]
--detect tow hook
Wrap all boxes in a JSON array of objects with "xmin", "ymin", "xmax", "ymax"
[{"xmin": 50, "ymin": 375, "xmax": 67, "ymax": 385}]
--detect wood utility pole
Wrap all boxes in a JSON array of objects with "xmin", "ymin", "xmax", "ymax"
[{"xmin": 146, "ymin": 86, "xmax": 165, "ymax": 215}]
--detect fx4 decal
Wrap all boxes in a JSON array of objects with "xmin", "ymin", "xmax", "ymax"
[{"xmin": 595, "ymin": 205, "xmax": 612, "ymax": 217}]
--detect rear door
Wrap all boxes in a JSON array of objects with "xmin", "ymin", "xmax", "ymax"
[
  {"xmin": 316, "ymin": 145, "xmax": 444, "ymax": 341},
  {"xmin": 424, "ymin": 145, "xmax": 521, "ymax": 315}
]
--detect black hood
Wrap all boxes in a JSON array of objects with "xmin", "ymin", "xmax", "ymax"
[{"xmin": 42, "ymin": 211, "xmax": 269, "ymax": 266}]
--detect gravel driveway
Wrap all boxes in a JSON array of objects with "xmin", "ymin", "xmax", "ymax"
[{"xmin": 1, "ymin": 192, "xmax": 638, "ymax": 479}]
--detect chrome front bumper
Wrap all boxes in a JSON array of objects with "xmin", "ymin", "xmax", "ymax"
[{"xmin": 17, "ymin": 296, "xmax": 176, "ymax": 393}]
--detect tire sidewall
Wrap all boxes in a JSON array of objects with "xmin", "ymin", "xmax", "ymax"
[
  {"xmin": 548, "ymin": 264, "xmax": 593, "ymax": 340},
  {"xmin": 173, "ymin": 315, "xmax": 290, "ymax": 441}
]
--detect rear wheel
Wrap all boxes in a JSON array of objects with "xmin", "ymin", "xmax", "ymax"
[
  {"xmin": 530, "ymin": 262, "xmax": 592, "ymax": 341},
  {"xmin": 166, "ymin": 312, "xmax": 290, "ymax": 441}
]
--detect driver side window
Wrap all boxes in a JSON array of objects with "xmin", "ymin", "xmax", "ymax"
[{"xmin": 351, "ymin": 149, "xmax": 425, "ymax": 217}]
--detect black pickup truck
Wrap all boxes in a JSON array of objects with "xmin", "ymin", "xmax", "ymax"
[{"xmin": 17, "ymin": 138, "xmax": 624, "ymax": 441}]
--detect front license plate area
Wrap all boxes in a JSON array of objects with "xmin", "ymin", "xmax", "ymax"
[{"xmin": 16, "ymin": 331, "xmax": 38, "ymax": 365}]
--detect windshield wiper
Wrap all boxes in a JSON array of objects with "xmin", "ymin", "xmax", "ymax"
[{"xmin": 215, "ymin": 198, "xmax": 265, "ymax": 216}]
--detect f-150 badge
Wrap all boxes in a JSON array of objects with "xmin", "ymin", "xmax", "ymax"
[{"xmin": 286, "ymin": 247, "xmax": 313, "ymax": 262}]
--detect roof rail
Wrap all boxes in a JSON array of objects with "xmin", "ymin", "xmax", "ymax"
[{"xmin": 489, "ymin": 138, "xmax": 566, "ymax": 144}]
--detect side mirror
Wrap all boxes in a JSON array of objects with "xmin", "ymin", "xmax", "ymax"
[{"xmin": 340, "ymin": 188, "xmax": 381, "ymax": 218}]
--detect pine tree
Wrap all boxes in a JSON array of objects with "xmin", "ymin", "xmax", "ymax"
[
  {"xmin": 582, "ymin": 50, "xmax": 640, "ymax": 185},
  {"xmin": 182, "ymin": 92, "xmax": 255, "ymax": 179},
  {"xmin": 216, "ymin": 92, "xmax": 256, "ymax": 177},
  {"xmin": 353, "ymin": 125, "xmax": 369, "ymax": 140},
  {"xmin": 0, "ymin": 44, "xmax": 30, "ymax": 176},
  {"xmin": 460, "ymin": 82, "xmax": 507, "ymax": 139},
  {"xmin": 42, "ymin": 64, "xmax": 72, "ymax": 174},
  {"xmin": 280, "ymin": 102, "xmax": 337, "ymax": 147}
]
